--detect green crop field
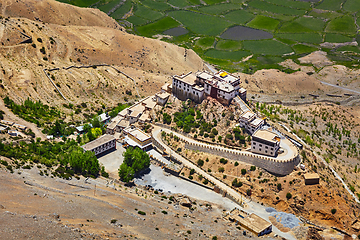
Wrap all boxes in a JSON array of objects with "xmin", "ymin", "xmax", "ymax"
[
  {"xmin": 325, "ymin": 34, "xmax": 354, "ymax": 43},
  {"xmin": 216, "ymin": 40, "xmax": 242, "ymax": 50},
  {"xmin": 316, "ymin": 0, "xmax": 344, "ymax": 11},
  {"xmin": 243, "ymin": 40, "xmax": 293, "ymax": 55},
  {"xmin": 136, "ymin": 17, "xmax": 179, "ymax": 36},
  {"xmin": 205, "ymin": 49, "xmax": 250, "ymax": 61},
  {"xmin": 168, "ymin": 11, "xmax": 232, "ymax": 36},
  {"xmin": 58, "ymin": 0, "xmax": 360, "ymax": 72},
  {"xmin": 197, "ymin": 3, "xmax": 242, "ymax": 15},
  {"xmin": 246, "ymin": 16, "xmax": 280, "ymax": 31},
  {"xmin": 224, "ymin": 10, "xmax": 254, "ymax": 24},
  {"xmin": 326, "ymin": 15, "xmax": 357, "ymax": 34}
]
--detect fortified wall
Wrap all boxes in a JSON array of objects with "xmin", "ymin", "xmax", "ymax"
[
  {"xmin": 172, "ymin": 87, "xmax": 204, "ymax": 103},
  {"xmin": 184, "ymin": 140, "xmax": 300, "ymax": 176}
]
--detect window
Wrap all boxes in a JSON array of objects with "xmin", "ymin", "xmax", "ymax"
[
  {"xmin": 259, "ymin": 144, "xmax": 262, "ymax": 147},
  {"xmin": 265, "ymin": 146, "xmax": 268, "ymax": 149},
  {"xmin": 253, "ymin": 142, "xmax": 256, "ymax": 145},
  {"xmin": 270, "ymin": 147, "xmax": 273, "ymax": 150},
  {"xmin": 270, "ymin": 152, "xmax": 273, "ymax": 155},
  {"xmin": 259, "ymin": 149, "xmax": 262, "ymax": 151},
  {"xmin": 265, "ymin": 150, "xmax": 267, "ymax": 153},
  {"xmin": 253, "ymin": 146, "xmax": 255, "ymax": 149}
]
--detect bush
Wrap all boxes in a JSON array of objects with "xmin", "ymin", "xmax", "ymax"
[
  {"xmin": 203, "ymin": 179, "xmax": 209, "ymax": 185},
  {"xmin": 190, "ymin": 169, "xmax": 195, "ymax": 175},
  {"xmin": 138, "ymin": 211, "xmax": 146, "ymax": 215},
  {"xmin": 218, "ymin": 167, "xmax": 225, "ymax": 173},
  {"xmin": 234, "ymin": 162, "xmax": 239, "ymax": 166},
  {"xmin": 110, "ymin": 219, "xmax": 117, "ymax": 224},
  {"xmin": 277, "ymin": 183, "xmax": 282, "ymax": 190},
  {"xmin": 197, "ymin": 159, "xmax": 204, "ymax": 167},
  {"xmin": 161, "ymin": 210, "xmax": 168, "ymax": 214},
  {"xmin": 220, "ymin": 158, "xmax": 228, "ymax": 164},
  {"xmin": 250, "ymin": 166, "xmax": 256, "ymax": 171},
  {"xmin": 232, "ymin": 178, "xmax": 243, "ymax": 187},
  {"xmin": 241, "ymin": 169, "xmax": 247, "ymax": 175},
  {"xmin": 286, "ymin": 193, "xmax": 292, "ymax": 199},
  {"xmin": 331, "ymin": 208, "xmax": 337, "ymax": 214}
]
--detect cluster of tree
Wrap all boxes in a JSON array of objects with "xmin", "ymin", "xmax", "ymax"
[
  {"xmin": 3, "ymin": 97, "xmax": 60, "ymax": 127},
  {"xmin": 44, "ymin": 119, "xmax": 74, "ymax": 137},
  {"xmin": 0, "ymin": 138, "xmax": 100, "ymax": 178},
  {"xmin": 0, "ymin": 110, "xmax": 4, "ymax": 120},
  {"xmin": 109, "ymin": 103, "xmax": 129, "ymax": 118},
  {"xmin": 118, "ymin": 147, "xmax": 150, "ymax": 182}
]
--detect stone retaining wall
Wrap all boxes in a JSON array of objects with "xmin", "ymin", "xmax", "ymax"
[{"xmin": 184, "ymin": 140, "xmax": 300, "ymax": 176}]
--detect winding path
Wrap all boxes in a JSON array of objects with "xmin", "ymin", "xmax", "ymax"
[{"xmin": 320, "ymin": 81, "xmax": 360, "ymax": 95}]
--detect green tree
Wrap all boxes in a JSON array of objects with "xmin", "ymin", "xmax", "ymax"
[
  {"xmin": 118, "ymin": 164, "xmax": 135, "ymax": 182},
  {"xmin": 119, "ymin": 147, "xmax": 150, "ymax": 182}
]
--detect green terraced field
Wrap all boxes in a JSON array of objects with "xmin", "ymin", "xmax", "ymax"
[
  {"xmin": 57, "ymin": 0, "xmax": 360, "ymax": 72},
  {"xmin": 246, "ymin": 15, "xmax": 280, "ymax": 31}
]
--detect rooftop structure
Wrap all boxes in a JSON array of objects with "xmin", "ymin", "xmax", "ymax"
[
  {"xmin": 98, "ymin": 113, "xmax": 111, "ymax": 123},
  {"xmin": 304, "ymin": 173, "xmax": 319, "ymax": 185},
  {"xmin": 106, "ymin": 115, "xmax": 123, "ymax": 135},
  {"xmin": 173, "ymin": 72, "xmax": 197, "ymax": 86},
  {"xmin": 81, "ymin": 134, "xmax": 116, "ymax": 156},
  {"xmin": 142, "ymin": 97, "xmax": 157, "ymax": 110},
  {"xmin": 239, "ymin": 112, "xmax": 264, "ymax": 134},
  {"xmin": 251, "ymin": 129, "xmax": 280, "ymax": 157},
  {"xmin": 228, "ymin": 209, "xmax": 272, "ymax": 237},
  {"xmin": 161, "ymin": 83, "xmax": 172, "ymax": 93},
  {"xmin": 75, "ymin": 123, "xmax": 93, "ymax": 133},
  {"xmin": 123, "ymin": 127, "xmax": 152, "ymax": 150},
  {"xmin": 172, "ymin": 72, "xmax": 204, "ymax": 103}
]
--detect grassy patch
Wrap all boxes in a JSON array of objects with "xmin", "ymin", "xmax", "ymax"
[
  {"xmin": 243, "ymin": 40, "xmax": 293, "ymax": 55},
  {"xmin": 110, "ymin": 0, "xmax": 132, "ymax": 19},
  {"xmin": 136, "ymin": 17, "xmax": 179, "ymax": 36},
  {"xmin": 142, "ymin": 0, "xmax": 172, "ymax": 11},
  {"xmin": 308, "ymin": 10, "xmax": 342, "ymax": 20},
  {"xmin": 134, "ymin": 5, "xmax": 164, "ymax": 21},
  {"xmin": 264, "ymin": 0, "xmax": 312, "ymax": 9},
  {"xmin": 168, "ymin": 10, "xmax": 232, "ymax": 36},
  {"xmin": 195, "ymin": 37, "xmax": 216, "ymax": 49},
  {"xmin": 215, "ymin": 40, "xmax": 242, "ymax": 50},
  {"xmin": 278, "ymin": 21, "xmax": 314, "ymax": 33},
  {"xmin": 316, "ymin": 0, "xmax": 344, "ymax": 11},
  {"xmin": 197, "ymin": 3, "xmax": 242, "ymax": 15},
  {"xmin": 294, "ymin": 17, "xmax": 326, "ymax": 32},
  {"xmin": 326, "ymin": 15, "xmax": 357, "ymax": 35},
  {"xmin": 292, "ymin": 44, "xmax": 318, "ymax": 54},
  {"xmin": 98, "ymin": 0, "xmax": 123, "ymax": 13},
  {"xmin": 188, "ymin": 0, "xmax": 202, "ymax": 4},
  {"xmin": 343, "ymin": 0, "xmax": 360, "ymax": 12},
  {"xmin": 168, "ymin": 0, "xmax": 191, "ymax": 8},
  {"xmin": 126, "ymin": 15, "xmax": 149, "ymax": 26},
  {"xmin": 204, "ymin": 49, "xmax": 250, "ymax": 61},
  {"xmin": 276, "ymin": 33, "xmax": 323, "ymax": 43},
  {"xmin": 248, "ymin": 0, "xmax": 306, "ymax": 15},
  {"xmin": 325, "ymin": 33, "xmax": 354, "ymax": 43},
  {"xmin": 224, "ymin": 10, "xmax": 254, "ymax": 24},
  {"xmin": 57, "ymin": 0, "xmax": 98, "ymax": 7},
  {"xmin": 246, "ymin": 15, "xmax": 280, "ymax": 31},
  {"xmin": 336, "ymin": 45, "xmax": 360, "ymax": 53},
  {"xmin": 203, "ymin": 0, "xmax": 225, "ymax": 5}
]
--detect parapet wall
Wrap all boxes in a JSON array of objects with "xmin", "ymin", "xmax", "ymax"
[{"xmin": 184, "ymin": 140, "xmax": 300, "ymax": 176}]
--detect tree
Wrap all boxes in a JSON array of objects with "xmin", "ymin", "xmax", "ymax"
[
  {"xmin": 286, "ymin": 192, "xmax": 292, "ymax": 199},
  {"xmin": 91, "ymin": 115, "xmax": 102, "ymax": 128},
  {"xmin": 277, "ymin": 183, "xmax": 282, "ymax": 191},
  {"xmin": 241, "ymin": 169, "xmax": 247, "ymax": 175},
  {"xmin": 197, "ymin": 159, "xmax": 204, "ymax": 167},
  {"xmin": 331, "ymin": 208, "xmax": 337, "ymax": 214},
  {"xmin": 119, "ymin": 147, "xmax": 150, "ymax": 182},
  {"xmin": 87, "ymin": 129, "xmax": 95, "ymax": 142}
]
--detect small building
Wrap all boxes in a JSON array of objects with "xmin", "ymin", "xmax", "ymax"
[
  {"xmin": 116, "ymin": 118, "xmax": 130, "ymax": 132},
  {"xmin": 123, "ymin": 126, "xmax": 152, "ymax": 150},
  {"xmin": 251, "ymin": 129, "xmax": 280, "ymax": 157},
  {"xmin": 0, "ymin": 126, "xmax": 6, "ymax": 133},
  {"xmin": 138, "ymin": 112, "xmax": 151, "ymax": 124},
  {"xmin": 8, "ymin": 130, "xmax": 19, "ymax": 136},
  {"xmin": 142, "ymin": 97, "xmax": 157, "ymax": 111},
  {"xmin": 248, "ymin": 117, "xmax": 265, "ymax": 134},
  {"xmin": 106, "ymin": 115, "xmax": 123, "ymax": 135},
  {"xmin": 98, "ymin": 113, "xmax": 111, "ymax": 124},
  {"xmin": 304, "ymin": 173, "xmax": 319, "ymax": 185},
  {"xmin": 1, "ymin": 120, "xmax": 14, "ymax": 126},
  {"xmin": 172, "ymin": 72, "xmax": 204, "ymax": 103},
  {"xmin": 239, "ymin": 88, "xmax": 247, "ymax": 102},
  {"xmin": 228, "ymin": 209, "xmax": 272, "ymax": 237},
  {"xmin": 161, "ymin": 83, "xmax": 172, "ymax": 93},
  {"xmin": 155, "ymin": 92, "xmax": 170, "ymax": 106},
  {"xmin": 81, "ymin": 134, "xmax": 116, "ymax": 156},
  {"xmin": 239, "ymin": 112, "xmax": 265, "ymax": 134},
  {"xmin": 13, "ymin": 123, "xmax": 27, "ymax": 131},
  {"xmin": 75, "ymin": 124, "xmax": 93, "ymax": 134},
  {"xmin": 118, "ymin": 108, "xmax": 129, "ymax": 118}
]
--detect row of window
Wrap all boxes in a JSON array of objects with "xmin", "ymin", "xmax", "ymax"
[
  {"xmin": 253, "ymin": 142, "xmax": 274, "ymax": 151},
  {"xmin": 252, "ymin": 146, "xmax": 273, "ymax": 155}
]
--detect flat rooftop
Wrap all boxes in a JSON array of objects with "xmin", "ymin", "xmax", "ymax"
[
  {"xmin": 215, "ymin": 70, "xmax": 239, "ymax": 83},
  {"xmin": 125, "ymin": 127, "xmax": 151, "ymax": 142},
  {"xmin": 82, "ymin": 134, "xmax": 115, "ymax": 151},
  {"xmin": 240, "ymin": 111, "xmax": 256, "ymax": 120},
  {"xmin": 239, "ymin": 88, "xmax": 246, "ymax": 94},
  {"xmin": 249, "ymin": 117, "xmax": 264, "ymax": 127},
  {"xmin": 230, "ymin": 209, "xmax": 271, "ymax": 234},
  {"xmin": 197, "ymin": 71, "xmax": 213, "ymax": 80},
  {"xmin": 174, "ymin": 73, "xmax": 196, "ymax": 86},
  {"xmin": 157, "ymin": 92, "xmax": 170, "ymax": 99},
  {"xmin": 253, "ymin": 129, "xmax": 280, "ymax": 143},
  {"xmin": 217, "ymin": 81, "xmax": 235, "ymax": 92},
  {"xmin": 304, "ymin": 173, "xmax": 319, "ymax": 180},
  {"xmin": 142, "ymin": 97, "xmax": 157, "ymax": 109}
]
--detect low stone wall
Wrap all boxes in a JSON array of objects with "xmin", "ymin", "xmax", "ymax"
[{"xmin": 184, "ymin": 140, "xmax": 300, "ymax": 176}]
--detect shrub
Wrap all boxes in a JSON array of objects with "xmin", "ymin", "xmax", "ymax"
[
  {"xmin": 190, "ymin": 169, "xmax": 195, "ymax": 175},
  {"xmin": 110, "ymin": 219, "xmax": 117, "ymax": 224},
  {"xmin": 234, "ymin": 162, "xmax": 239, "ymax": 166},
  {"xmin": 162, "ymin": 210, "xmax": 168, "ymax": 214},
  {"xmin": 331, "ymin": 208, "xmax": 337, "ymax": 214},
  {"xmin": 220, "ymin": 158, "xmax": 228, "ymax": 164},
  {"xmin": 232, "ymin": 178, "xmax": 243, "ymax": 187},
  {"xmin": 203, "ymin": 179, "xmax": 208, "ymax": 185},
  {"xmin": 197, "ymin": 159, "xmax": 204, "ymax": 167},
  {"xmin": 187, "ymin": 230, "xmax": 191, "ymax": 234},
  {"xmin": 286, "ymin": 193, "xmax": 292, "ymax": 199},
  {"xmin": 241, "ymin": 169, "xmax": 246, "ymax": 175},
  {"xmin": 218, "ymin": 167, "xmax": 225, "ymax": 173},
  {"xmin": 188, "ymin": 175, "xmax": 193, "ymax": 180},
  {"xmin": 277, "ymin": 183, "xmax": 282, "ymax": 190},
  {"xmin": 250, "ymin": 166, "xmax": 256, "ymax": 171},
  {"xmin": 138, "ymin": 211, "xmax": 146, "ymax": 215}
]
